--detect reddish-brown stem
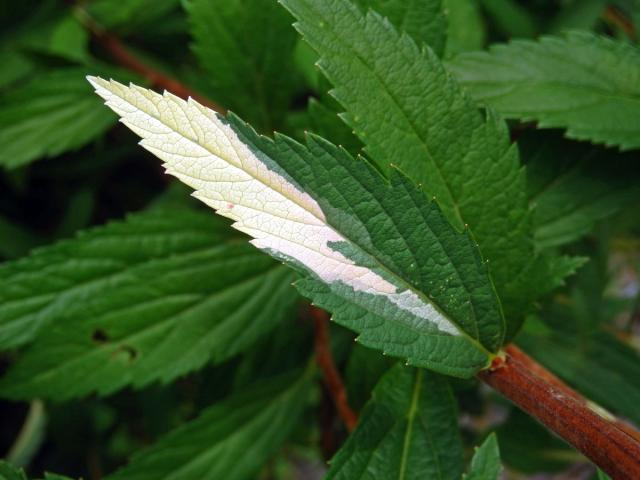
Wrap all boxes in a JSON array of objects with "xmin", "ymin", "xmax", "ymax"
[
  {"xmin": 311, "ymin": 306, "xmax": 358, "ymax": 432},
  {"xmin": 78, "ymin": 9, "xmax": 223, "ymax": 112},
  {"xmin": 479, "ymin": 344, "xmax": 640, "ymax": 480},
  {"xmin": 603, "ymin": 6, "xmax": 636, "ymax": 39}
]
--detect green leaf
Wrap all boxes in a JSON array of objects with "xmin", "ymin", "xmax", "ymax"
[
  {"xmin": 495, "ymin": 409, "xmax": 577, "ymax": 474},
  {"xmin": 105, "ymin": 370, "xmax": 311, "ymax": 480},
  {"xmin": 345, "ymin": 344, "xmax": 394, "ymax": 409},
  {"xmin": 464, "ymin": 433, "xmax": 502, "ymax": 480},
  {"xmin": 280, "ymin": 0, "xmax": 537, "ymax": 324},
  {"xmin": 306, "ymin": 97, "xmax": 362, "ymax": 155},
  {"xmin": 353, "ymin": 0, "xmax": 447, "ymax": 56},
  {"xmin": 547, "ymin": 0, "xmax": 607, "ymax": 33},
  {"xmin": 480, "ymin": 0, "xmax": 537, "ymax": 38},
  {"xmin": 0, "ymin": 51, "xmax": 35, "ymax": 90},
  {"xmin": 0, "ymin": 462, "xmax": 26, "ymax": 480},
  {"xmin": 0, "ymin": 68, "xmax": 119, "ymax": 169},
  {"xmin": 536, "ymin": 254, "xmax": 588, "ymax": 295},
  {"xmin": 186, "ymin": 0, "xmax": 300, "ymax": 130},
  {"xmin": 523, "ymin": 132, "xmax": 640, "ymax": 248},
  {"xmin": 0, "ymin": 463, "xmax": 73, "ymax": 480},
  {"xmin": 443, "ymin": 0, "xmax": 487, "ymax": 56},
  {"xmin": 88, "ymin": 77, "xmax": 506, "ymax": 377},
  {"xmin": 20, "ymin": 12, "xmax": 90, "ymax": 63},
  {"xmin": 0, "ymin": 216, "xmax": 40, "ymax": 259},
  {"xmin": 597, "ymin": 469, "xmax": 613, "ymax": 480},
  {"xmin": 448, "ymin": 32, "xmax": 640, "ymax": 150},
  {"xmin": 0, "ymin": 208, "xmax": 213, "ymax": 350},
  {"xmin": 327, "ymin": 364, "xmax": 464, "ymax": 480},
  {"xmin": 0, "ymin": 208, "xmax": 297, "ymax": 400},
  {"xmin": 88, "ymin": 0, "xmax": 182, "ymax": 32}
]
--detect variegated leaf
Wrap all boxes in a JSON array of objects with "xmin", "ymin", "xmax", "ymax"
[{"xmin": 88, "ymin": 77, "xmax": 504, "ymax": 377}]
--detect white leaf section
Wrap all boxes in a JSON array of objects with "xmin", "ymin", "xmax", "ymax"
[{"xmin": 87, "ymin": 77, "xmax": 458, "ymax": 335}]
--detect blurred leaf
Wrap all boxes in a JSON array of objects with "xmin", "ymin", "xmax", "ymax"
[
  {"xmin": 464, "ymin": 433, "xmax": 502, "ymax": 480},
  {"xmin": 547, "ymin": 0, "xmax": 607, "ymax": 33},
  {"xmin": 0, "ymin": 68, "xmax": 120, "ymax": 169},
  {"xmin": 0, "ymin": 51, "xmax": 35, "ymax": 90},
  {"xmin": 443, "ymin": 0, "xmax": 487, "ymax": 56},
  {"xmin": 0, "ymin": 462, "xmax": 26, "ymax": 480},
  {"xmin": 522, "ymin": 132, "xmax": 640, "ymax": 248},
  {"xmin": 87, "ymin": 0, "xmax": 182, "ymax": 33},
  {"xmin": 293, "ymin": 39, "xmax": 321, "ymax": 91},
  {"xmin": 0, "ymin": 216, "xmax": 40, "ymax": 259},
  {"xmin": 597, "ymin": 469, "xmax": 613, "ymax": 480},
  {"xmin": 187, "ymin": 0, "xmax": 300, "ymax": 130},
  {"xmin": 306, "ymin": 98, "xmax": 362, "ymax": 155},
  {"xmin": 353, "ymin": 0, "xmax": 448, "ymax": 56},
  {"xmin": 19, "ymin": 12, "xmax": 89, "ymax": 63},
  {"xmin": 0, "ymin": 208, "xmax": 297, "ymax": 400},
  {"xmin": 481, "ymin": 0, "xmax": 538, "ymax": 38},
  {"xmin": 345, "ymin": 344, "xmax": 394, "ymax": 410},
  {"xmin": 53, "ymin": 188, "xmax": 95, "ymax": 239},
  {"xmin": 1, "ymin": 2, "xmax": 88, "ymax": 64},
  {"xmin": 495, "ymin": 408, "xmax": 577, "ymax": 474},
  {"xmin": 537, "ymin": 254, "xmax": 588, "ymax": 294},
  {"xmin": 0, "ymin": 463, "xmax": 74, "ymax": 480},
  {"xmin": 105, "ymin": 370, "xmax": 311, "ymax": 480},
  {"xmin": 448, "ymin": 32, "xmax": 640, "ymax": 150},
  {"xmin": 327, "ymin": 364, "xmax": 464, "ymax": 479}
]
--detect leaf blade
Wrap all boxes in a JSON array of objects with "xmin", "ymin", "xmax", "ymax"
[
  {"xmin": 522, "ymin": 132, "xmax": 640, "ymax": 248},
  {"xmin": 187, "ymin": 0, "xmax": 300, "ymax": 130},
  {"xmin": 447, "ymin": 32, "xmax": 640, "ymax": 150},
  {"xmin": 465, "ymin": 433, "xmax": 502, "ymax": 480},
  {"xmin": 327, "ymin": 364, "xmax": 464, "ymax": 480},
  {"xmin": 0, "ymin": 68, "xmax": 120, "ymax": 169},
  {"xmin": 0, "ymin": 208, "xmax": 297, "ymax": 400},
  {"xmin": 352, "ymin": 0, "xmax": 447, "ymax": 56},
  {"xmin": 105, "ymin": 371, "xmax": 311, "ymax": 480}
]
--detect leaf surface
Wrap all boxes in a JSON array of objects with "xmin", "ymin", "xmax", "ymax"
[
  {"xmin": 0, "ymin": 462, "xmax": 74, "ymax": 480},
  {"xmin": 280, "ymin": 0, "xmax": 538, "ymax": 323},
  {"xmin": 443, "ymin": 0, "xmax": 486, "ymax": 56},
  {"xmin": 187, "ymin": 0, "xmax": 300, "ymax": 130},
  {"xmin": 88, "ymin": 0, "xmax": 181, "ymax": 32},
  {"xmin": 480, "ymin": 0, "xmax": 537, "ymax": 38},
  {"xmin": 0, "ymin": 68, "xmax": 120, "ymax": 169},
  {"xmin": 464, "ymin": 433, "xmax": 502, "ymax": 480},
  {"xmin": 105, "ymin": 371, "xmax": 310, "ymax": 480},
  {"xmin": 0, "ymin": 209, "xmax": 296, "ymax": 400},
  {"xmin": 448, "ymin": 32, "xmax": 640, "ymax": 150},
  {"xmin": 87, "ymin": 77, "xmax": 506, "ymax": 377},
  {"xmin": 522, "ymin": 132, "xmax": 640, "ymax": 248},
  {"xmin": 353, "ymin": 0, "xmax": 447, "ymax": 56},
  {"xmin": 327, "ymin": 364, "xmax": 464, "ymax": 479}
]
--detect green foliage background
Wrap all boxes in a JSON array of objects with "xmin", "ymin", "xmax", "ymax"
[{"xmin": 0, "ymin": 0, "xmax": 639, "ymax": 479}]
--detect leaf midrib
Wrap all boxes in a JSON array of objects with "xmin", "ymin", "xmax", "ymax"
[{"xmin": 398, "ymin": 369, "xmax": 422, "ymax": 479}]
